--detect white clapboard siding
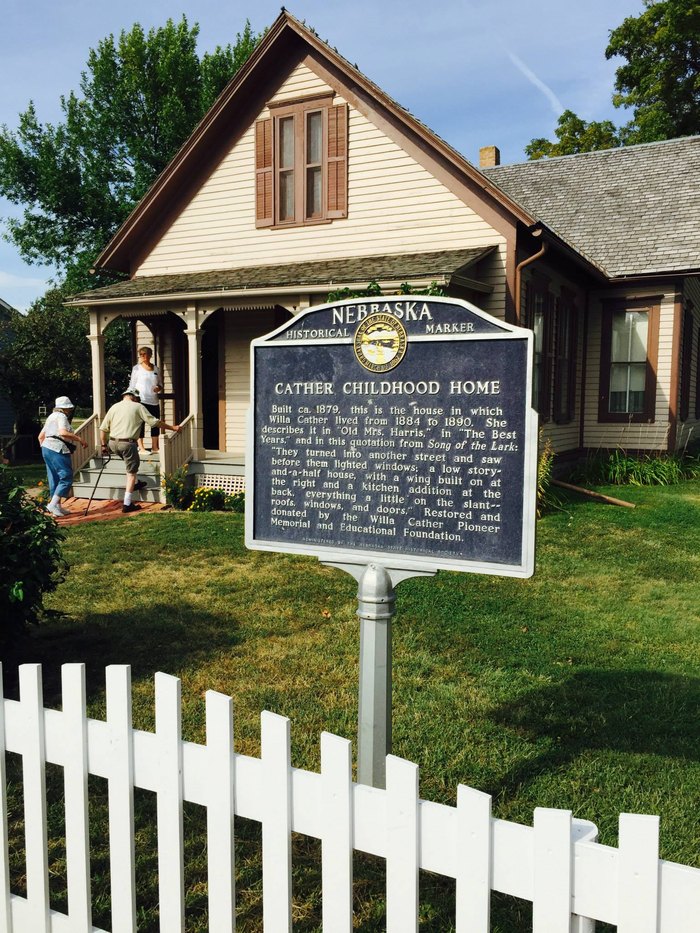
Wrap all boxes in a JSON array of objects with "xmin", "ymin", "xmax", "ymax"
[
  {"xmin": 136, "ymin": 62, "xmax": 504, "ymax": 280},
  {"xmin": 2, "ymin": 663, "xmax": 700, "ymax": 932}
]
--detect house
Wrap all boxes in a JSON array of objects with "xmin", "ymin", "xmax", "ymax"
[{"xmin": 66, "ymin": 10, "xmax": 700, "ymax": 499}]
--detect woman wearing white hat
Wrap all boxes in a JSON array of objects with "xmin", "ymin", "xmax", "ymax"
[{"xmin": 38, "ymin": 396, "xmax": 88, "ymax": 517}]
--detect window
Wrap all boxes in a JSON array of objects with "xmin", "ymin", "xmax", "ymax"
[
  {"xmin": 696, "ymin": 327, "xmax": 700, "ymax": 420},
  {"xmin": 679, "ymin": 306, "xmax": 694, "ymax": 422},
  {"xmin": 525, "ymin": 276, "xmax": 552, "ymax": 418},
  {"xmin": 255, "ymin": 96, "xmax": 348, "ymax": 228},
  {"xmin": 553, "ymin": 290, "xmax": 577, "ymax": 424},
  {"xmin": 598, "ymin": 297, "xmax": 660, "ymax": 422}
]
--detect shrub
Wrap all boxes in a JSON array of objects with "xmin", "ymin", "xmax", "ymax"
[
  {"xmin": 162, "ymin": 466, "xmax": 194, "ymax": 510},
  {"xmin": 188, "ymin": 487, "xmax": 228, "ymax": 512},
  {"xmin": 188, "ymin": 487, "xmax": 246, "ymax": 512},
  {"xmin": 227, "ymin": 492, "xmax": 245, "ymax": 513},
  {"xmin": 0, "ymin": 467, "xmax": 67, "ymax": 643},
  {"xmin": 537, "ymin": 434, "xmax": 558, "ymax": 517},
  {"xmin": 570, "ymin": 449, "xmax": 700, "ymax": 486}
]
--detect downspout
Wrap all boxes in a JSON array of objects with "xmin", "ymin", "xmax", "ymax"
[{"xmin": 514, "ymin": 229, "xmax": 547, "ymax": 325}]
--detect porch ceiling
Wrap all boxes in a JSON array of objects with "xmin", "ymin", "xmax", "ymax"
[{"xmin": 66, "ymin": 247, "xmax": 496, "ymax": 306}]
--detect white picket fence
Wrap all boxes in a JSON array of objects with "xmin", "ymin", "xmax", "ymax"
[{"xmin": 1, "ymin": 663, "xmax": 699, "ymax": 932}]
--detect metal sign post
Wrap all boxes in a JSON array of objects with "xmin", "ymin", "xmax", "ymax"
[
  {"xmin": 325, "ymin": 561, "xmax": 434, "ymax": 787},
  {"xmin": 357, "ymin": 563, "xmax": 394, "ymax": 788},
  {"xmin": 246, "ymin": 296, "xmax": 537, "ymax": 787}
]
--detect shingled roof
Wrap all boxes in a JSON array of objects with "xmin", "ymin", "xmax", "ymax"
[
  {"xmin": 482, "ymin": 136, "xmax": 700, "ymax": 279},
  {"xmin": 68, "ymin": 247, "xmax": 495, "ymax": 304}
]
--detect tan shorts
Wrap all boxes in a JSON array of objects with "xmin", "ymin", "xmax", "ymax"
[{"xmin": 109, "ymin": 438, "xmax": 140, "ymax": 474}]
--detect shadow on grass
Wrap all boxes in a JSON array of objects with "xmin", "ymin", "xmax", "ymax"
[
  {"xmin": 1, "ymin": 602, "xmax": 241, "ymax": 704},
  {"xmin": 491, "ymin": 668, "xmax": 700, "ymax": 795}
]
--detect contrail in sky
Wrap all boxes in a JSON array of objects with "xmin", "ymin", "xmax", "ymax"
[{"xmin": 506, "ymin": 50, "xmax": 564, "ymax": 115}]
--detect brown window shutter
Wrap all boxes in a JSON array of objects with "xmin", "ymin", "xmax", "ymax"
[
  {"xmin": 326, "ymin": 104, "xmax": 348, "ymax": 218},
  {"xmin": 255, "ymin": 119, "xmax": 273, "ymax": 227}
]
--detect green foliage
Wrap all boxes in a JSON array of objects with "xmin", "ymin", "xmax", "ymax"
[
  {"xmin": 326, "ymin": 280, "xmax": 446, "ymax": 302},
  {"xmin": 0, "ymin": 466, "xmax": 67, "ymax": 641},
  {"xmin": 162, "ymin": 472, "xmax": 245, "ymax": 512},
  {"xmin": 526, "ymin": 0, "xmax": 700, "ymax": 159},
  {"xmin": 0, "ymin": 288, "xmax": 131, "ymax": 421},
  {"xmin": 0, "ymin": 17, "xmax": 260, "ymax": 291},
  {"xmin": 570, "ymin": 449, "xmax": 700, "ymax": 486},
  {"xmin": 536, "ymin": 433, "xmax": 557, "ymax": 516},
  {"xmin": 161, "ymin": 466, "xmax": 194, "ymax": 510},
  {"xmin": 607, "ymin": 0, "xmax": 700, "ymax": 144},
  {"xmin": 526, "ymin": 110, "xmax": 621, "ymax": 160},
  {"xmin": 326, "ymin": 280, "xmax": 383, "ymax": 302},
  {"xmin": 187, "ymin": 487, "xmax": 245, "ymax": 512}
]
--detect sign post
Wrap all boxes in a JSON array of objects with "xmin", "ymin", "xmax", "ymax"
[{"xmin": 246, "ymin": 296, "xmax": 537, "ymax": 786}]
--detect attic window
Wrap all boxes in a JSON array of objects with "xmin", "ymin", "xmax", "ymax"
[{"xmin": 255, "ymin": 96, "xmax": 348, "ymax": 228}]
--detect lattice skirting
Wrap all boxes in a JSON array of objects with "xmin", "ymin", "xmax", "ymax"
[{"xmin": 193, "ymin": 473, "xmax": 246, "ymax": 494}]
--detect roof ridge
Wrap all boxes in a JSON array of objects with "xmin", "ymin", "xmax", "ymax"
[{"xmin": 486, "ymin": 134, "xmax": 700, "ymax": 171}]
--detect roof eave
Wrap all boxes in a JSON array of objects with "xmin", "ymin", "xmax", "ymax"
[{"xmin": 65, "ymin": 274, "xmax": 455, "ymax": 308}]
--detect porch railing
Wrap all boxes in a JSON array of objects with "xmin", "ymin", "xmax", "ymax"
[
  {"xmin": 69, "ymin": 414, "xmax": 99, "ymax": 475},
  {"xmin": 161, "ymin": 413, "xmax": 194, "ymax": 477}
]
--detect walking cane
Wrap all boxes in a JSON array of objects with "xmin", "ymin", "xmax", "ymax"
[{"xmin": 84, "ymin": 447, "xmax": 111, "ymax": 516}]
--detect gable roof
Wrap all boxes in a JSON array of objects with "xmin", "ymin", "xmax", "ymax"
[
  {"xmin": 483, "ymin": 136, "xmax": 700, "ymax": 279},
  {"xmin": 94, "ymin": 10, "xmax": 533, "ymax": 275}
]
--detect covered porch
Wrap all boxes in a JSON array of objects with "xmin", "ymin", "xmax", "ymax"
[{"xmin": 66, "ymin": 247, "xmax": 497, "ymax": 498}]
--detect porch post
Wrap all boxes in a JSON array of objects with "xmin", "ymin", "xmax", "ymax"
[
  {"xmin": 184, "ymin": 305, "xmax": 204, "ymax": 458},
  {"xmin": 88, "ymin": 310, "xmax": 106, "ymax": 420}
]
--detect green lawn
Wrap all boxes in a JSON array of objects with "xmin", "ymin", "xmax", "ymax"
[
  {"xmin": 4, "ymin": 480, "xmax": 700, "ymax": 931},
  {"xmin": 5, "ymin": 460, "xmax": 46, "ymax": 488}
]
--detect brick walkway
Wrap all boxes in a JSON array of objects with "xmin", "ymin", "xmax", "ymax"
[{"xmin": 47, "ymin": 497, "xmax": 167, "ymax": 526}]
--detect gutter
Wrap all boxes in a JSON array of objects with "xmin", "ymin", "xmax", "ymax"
[
  {"xmin": 64, "ymin": 275, "xmax": 453, "ymax": 309},
  {"xmin": 514, "ymin": 229, "xmax": 547, "ymax": 324}
]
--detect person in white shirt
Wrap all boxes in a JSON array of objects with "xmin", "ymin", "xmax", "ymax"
[
  {"xmin": 38, "ymin": 395, "xmax": 88, "ymax": 517},
  {"xmin": 129, "ymin": 347, "xmax": 163, "ymax": 453}
]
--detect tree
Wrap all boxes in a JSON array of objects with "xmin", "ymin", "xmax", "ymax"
[
  {"xmin": 0, "ymin": 17, "xmax": 260, "ymax": 292},
  {"xmin": 526, "ymin": 0, "xmax": 700, "ymax": 158},
  {"xmin": 525, "ymin": 110, "xmax": 622, "ymax": 160},
  {"xmin": 0, "ymin": 289, "xmax": 131, "ymax": 423},
  {"xmin": 608, "ymin": 0, "xmax": 700, "ymax": 144}
]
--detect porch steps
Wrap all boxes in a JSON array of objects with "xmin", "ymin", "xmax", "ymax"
[{"xmin": 71, "ymin": 454, "xmax": 163, "ymax": 503}]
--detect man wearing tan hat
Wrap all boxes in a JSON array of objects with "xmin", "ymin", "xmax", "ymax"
[{"xmin": 99, "ymin": 387, "xmax": 181, "ymax": 513}]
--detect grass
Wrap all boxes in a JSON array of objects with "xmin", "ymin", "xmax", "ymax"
[
  {"xmin": 3, "ymin": 479, "xmax": 700, "ymax": 930},
  {"xmin": 4, "ymin": 460, "xmax": 46, "ymax": 488}
]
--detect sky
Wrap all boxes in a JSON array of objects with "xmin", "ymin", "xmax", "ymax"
[{"xmin": 0, "ymin": 0, "xmax": 643, "ymax": 311}]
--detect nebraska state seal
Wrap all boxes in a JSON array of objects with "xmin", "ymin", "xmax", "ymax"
[{"xmin": 353, "ymin": 313, "xmax": 407, "ymax": 373}]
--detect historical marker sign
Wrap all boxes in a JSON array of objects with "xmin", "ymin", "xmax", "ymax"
[{"xmin": 246, "ymin": 296, "xmax": 537, "ymax": 578}]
